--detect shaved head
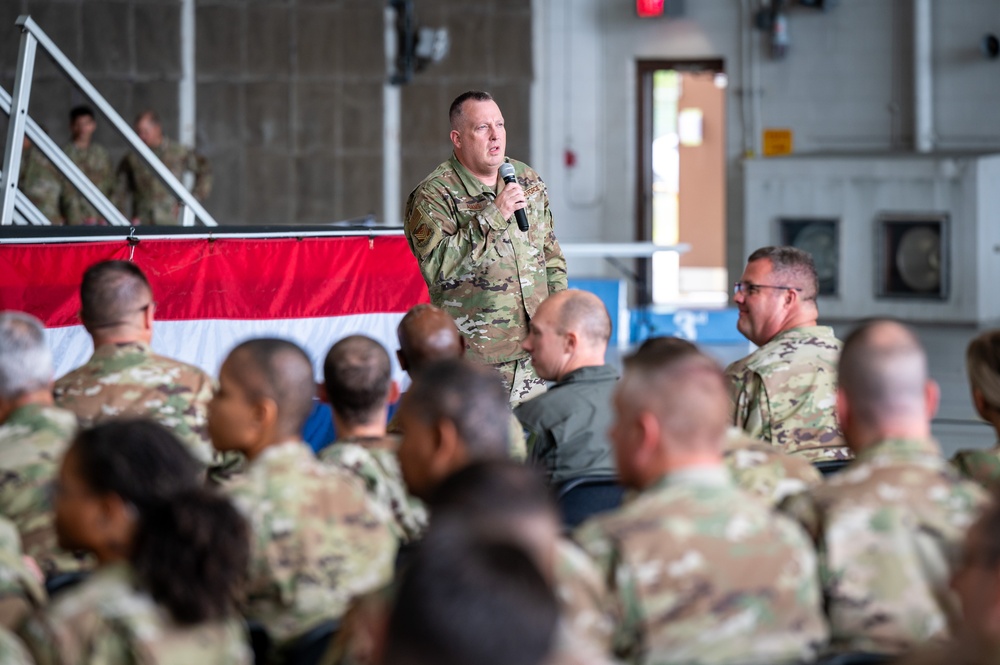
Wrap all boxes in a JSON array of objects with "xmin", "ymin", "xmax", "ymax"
[
  {"xmin": 225, "ymin": 338, "xmax": 315, "ymax": 434},
  {"xmin": 839, "ymin": 320, "xmax": 929, "ymax": 427},
  {"xmin": 324, "ymin": 335, "xmax": 392, "ymax": 425},
  {"xmin": 397, "ymin": 304, "xmax": 465, "ymax": 376},
  {"xmin": 80, "ymin": 260, "xmax": 153, "ymax": 331},
  {"xmin": 622, "ymin": 351, "xmax": 730, "ymax": 453},
  {"xmin": 547, "ymin": 289, "xmax": 612, "ymax": 347}
]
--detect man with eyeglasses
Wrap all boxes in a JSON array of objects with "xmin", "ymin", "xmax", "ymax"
[
  {"xmin": 54, "ymin": 260, "xmax": 217, "ymax": 469},
  {"xmin": 725, "ymin": 246, "xmax": 849, "ymax": 461}
]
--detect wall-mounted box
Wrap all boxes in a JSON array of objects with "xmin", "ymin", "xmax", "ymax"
[{"xmin": 744, "ymin": 153, "xmax": 1000, "ymax": 323}]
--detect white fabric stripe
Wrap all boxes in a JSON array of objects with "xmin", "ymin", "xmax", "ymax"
[{"xmin": 44, "ymin": 313, "xmax": 408, "ymax": 384}]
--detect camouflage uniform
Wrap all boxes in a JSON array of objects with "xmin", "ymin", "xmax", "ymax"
[
  {"xmin": 223, "ymin": 440, "xmax": 396, "ymax": 646},
  {"xmin": 723, "ymin": 427, "xmax": 823, "ymax": 506},
  {"xmin": 404, "ymin": 155, "xmax": 567, "ymax": 404},
  {"xmin": 114, "ymin": 137, "xmax": 211, "ymax": 226},
  {"xmin": 514, "ymin": 364, "xmax": 619, "ymax": 485},
  {"xmin": 60, "ymin": 142, "xmax": 114, "ymax": 226},
  {"xmin": 0, "ymin": 515, "xmax": 46, "ymax": 632},
  {"xmin": 318, "ymin": 435, "xmax": 428, "ymax": 543},
  {"xmin": 0, "ymin": 626, "xmax": 32, "ymax": 665},
  {"xmin": 19, "ymin": 562, "xmax": 251, "ymax": 665},
  {"xmin": 18, "ymin": 146, "xmax": 62, "ymax": 224},
  {"xmin": 780, "ymin": 437, "xmax": 987, "ymax": 656},
  {"xmin": 574, "ymin": 467, "xmax": 829, "ymax": 665},
  {"xmin": 387, "ymin": 403, "xmax": 527, "ymax": 462},
  {"xmin": 725, "ymin": 325, "xmax": 850, "ymax": 461},
  {"xmin": 54, "ymin": 341, "xmax": 216, "ymax": 469},
  {"xmin": 553, "ymin": 538, "xmax": 613, "ymax": 655},
  {"xmin": 951, "ymin": 443, "xmax": 1000, "ymax": 490},
  {"xmin": 0, "ymin": 404, "xmax": 85, "ymax": 576}
]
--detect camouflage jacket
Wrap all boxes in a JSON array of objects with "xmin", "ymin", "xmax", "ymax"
[
  {"xmin": 54, "ymin": 341, "xmax": 215, "ymax": 468},
  {"xmin": 574, "ymin": 467, "xmax": 828, "ymax": 665},
  {"xmin": 0, "ymin": 514, "xmax": 46, "ymax": 632},
  {"xmin": 318, "ymin": 435, "xmax": 428, "ymax": 543},
  {"xmin": 19, "ymin": 562, "xmax": 251, "ymax": 665},
  {"xmin": 223, "ymin": 441, "xmax": 396, "ymax": 645},
  {"xmin": 723, "ymin": 427, "xmax": 823, "ymax": 506},
  {"xmin": 0, "ymin": 626, "xmax": 32, "ymax": 664},
  {"xmin": 60, "ymin": 142, "xmax": 114, "ymax": 225},
  {"xmin": 553, "ymin": 538, "xmax": 613, "ymax": 655},
  {"xmin": 404, "ymin": 155, "xmax": 567, "ymax": 365},
  {"xmin": 780, "ymin": 437, "xmax": 987, "ymax": 656},
  {"xmin": 951, "ymin": 443, "xmax": 1000, "ymax": 490},
  {"xmin": 515, "ymin": 364, "xmax": 619, "ymax": 485},
  {"xmin": 114, "ymin": 137, "xmax": 212, "ymax": 226},
  {"xmin": 726, "ymin": 325, "xmax": 849, "ymax": 461},
  {"xmin": 0, "ymin": 404, "xmax": 85, "ymax": 576},
  {"xmin": 19, "ymin": 146, "xmax": 62, "ymax": 224}
]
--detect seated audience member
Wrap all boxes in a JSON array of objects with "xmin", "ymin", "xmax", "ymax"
[
  {"xmin": 319, "ymin": 335, "xmax": 427, "ymax": 542},
  {"xmin": 515, "ymin": 290, "xmax": 618, "ymax": 485},
  {"xmin": 54, "ymin": 260, "xmax": 217, "ymax": 470},
  {"xmin": 640, "ymin": 335, "xmax": 822, "ymax": 505},
  {"xmin": 326, "ymin": 461, "xmax": 612, "ymax": 665},
  {"xmin": 19, "ymin": 419, "xmax": 251, "ymax": 664},
  {"xmin": 395, "ymin": 358, "xmax": 512, "ymax": 501},
  {"xmin": 726, "ymin": 246, "xmax": 849, "ymax": 460},
  {"xmin": 574, "ymin": 344, "xmax": 828, "ymax": 665},
  {"xmin": 0, "ymin": 312, "xmax": 84, "ymax": 575},
  {"xmin": 427, "ymin": 462, "xmax": 612, "ymax": 655},
  {"xmin": 952, "ymin": 330, "xmax": 1000, "ymax": 488},
  {"xmin": 382, "ymin": 527, "xmax": 559, "ymax": 665},
  {"xmin": 781, "ymin": 319, "xmax": 987, "ymax": 656},
  {"xmin": 209, "ymin": 338, "xmax": 396, "ymax": 650},
  {"xmin": 391, "ymin": 304, "xmax": 527, "ymax": 460}
]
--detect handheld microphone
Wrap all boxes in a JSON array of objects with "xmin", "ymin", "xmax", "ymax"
[{"xmin": 498, "ymin": 163, "xmax": 529, "ymax": 232}]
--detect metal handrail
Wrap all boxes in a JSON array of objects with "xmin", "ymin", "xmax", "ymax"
[{"xmin": 0, "ymin": 15, "xmax": 218, "ymax": 226}]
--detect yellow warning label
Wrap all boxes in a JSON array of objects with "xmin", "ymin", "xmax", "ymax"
[{"xmin": 763, "ymin": 129, "xmax": 793, "ymax": 157}]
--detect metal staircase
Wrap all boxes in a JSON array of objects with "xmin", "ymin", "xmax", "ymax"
[{"xmin": 0, "ymin": 15, "xmax": 217, "ymax": 227}]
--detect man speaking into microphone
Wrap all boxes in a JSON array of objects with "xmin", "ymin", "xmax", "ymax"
[{"xmin": 404, "ymin": 91, "xmax": 567, "ymax": 404}]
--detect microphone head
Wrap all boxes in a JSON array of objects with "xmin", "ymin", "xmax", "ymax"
[{"xmin": 498, "ymin": 162, "xmax": 517, "ymax": 183}]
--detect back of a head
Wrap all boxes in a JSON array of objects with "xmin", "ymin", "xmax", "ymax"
[
  {"xmin": 74, "ymin": 420, "xmax": 248, "ymax": 624},
  {"xmin": 396, "ymin": 304, "xmax": 464, "ymax": 376},
  {"xmin": 427, "ymin": 460, "xmax": 557, "ymax": 526},
  {"xmin": 323, "ymin": 335, "xmax": 392, "ymax": 425},
  {"xmin": 623, "ymin": 349, "xmax": 730, "ymax": 453},
  {"xmin": 747, "ymin": 245, "xmax": 819, "ymax": 301},
  {"xmin": 555, "ymin": 289, "xmax": 612, "ymax": 350},
  {"xmin": 0, "ymin": 311, "xmax": 52, "ymax": 400},
  {"xmin": 633, "ymin": 335, "xmax": 700, "ymax": 365},
  {"xmin": 228, "ymin": 338, "xmax": 316, "ymax": 434},
  {"xmin": 966, "ymin": 330, "xmax": 1000, "ymax": 413},
  {"xmin": 839, "ymin": 320, "xmax": 928, "ymax": 426},
  {"xmin": 383, "ymin": 526, "xmax": 558, "ymax": 665},
  {"xmin": 407, "ymin": 359, "xmax": 510, "ymax": 460},
  {"xmin": 79, "ymin": 260, "xmax": 152, "ymax": 331},
  {"xmin": 73, "ymin": 419, "xmax": 202, "ymax": 505}
]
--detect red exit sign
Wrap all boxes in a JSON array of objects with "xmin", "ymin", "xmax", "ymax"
[{"xmin": 637, "ymin": 0, "xmax": 665, "ymax": 17}]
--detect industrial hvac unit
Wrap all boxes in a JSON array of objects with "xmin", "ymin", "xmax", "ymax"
[{"xmin": 743, "ymin": 153, "xmax": 1000, "ymax": 323}]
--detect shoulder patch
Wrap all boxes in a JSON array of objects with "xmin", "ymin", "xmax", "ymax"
[{"xmin": 412, "ymin": 222, "xmax": 433, "ymax": 246}]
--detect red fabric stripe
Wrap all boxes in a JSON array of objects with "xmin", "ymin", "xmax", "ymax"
[{"xmin": 0, "ymin": 236, "xmax": 429, "ymax": 328}]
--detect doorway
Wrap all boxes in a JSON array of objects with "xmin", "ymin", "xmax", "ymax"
[{"xmin": 636, "ymin": 59, "xmax": 727, "ymax": 307}]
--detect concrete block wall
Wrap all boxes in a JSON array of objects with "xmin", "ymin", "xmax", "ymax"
[{"xmin": 0, "ymin": 0, "xmax": 533, "ymax": 226}]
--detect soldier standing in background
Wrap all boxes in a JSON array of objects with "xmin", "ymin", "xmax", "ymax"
[
  {"xmin": 60, "ymin": 105, "xmax": 114, "ymax": 226},
  {"xmin": 403, "ymin": 91, "xmax": 567, "ymax": 405},
  {"xmin": 18, "ymin": 135, "xmax": 62, "ymax": 224},
  {"xmin": 115, "ymin": 110, "xmax": 211, "ymax": 225}
]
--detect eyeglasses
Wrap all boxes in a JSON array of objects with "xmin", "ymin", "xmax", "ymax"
[{"xmin": 733, "ymin": 282, "xmax": 803, "ymax": 296}]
